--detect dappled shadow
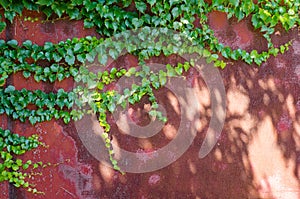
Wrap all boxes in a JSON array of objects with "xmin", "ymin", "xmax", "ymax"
[
  {"xmin": 64, "ymin": 28, "xmax": 300, "ymax": 198},
  {"xmin": 2, "ymin": 9, "xmax": 299, "ymax": 199}
]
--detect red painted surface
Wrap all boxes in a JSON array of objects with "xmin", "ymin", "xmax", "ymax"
[
  {"xmin": 208, "ymin": 11, "xmax": 228, "ymax": 31},
  {"xmin": 13, "ymin": 72, "xmax": 44, "ymax": 91},
  {"xmin": 0, "ymin": 115, "xmax": 9, "ymax": 199},
  {"xmin": 0, "ymin": 9, "xmax": 299, "ymax": 199},
  {"xmin": 0, "ymin": 11, "xmax": 9, "ymax": 197}
]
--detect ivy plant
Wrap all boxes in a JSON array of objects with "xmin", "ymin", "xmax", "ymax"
[{"xmin": 0, "ymin": 0, "xmax": 299, "ymax": 194}]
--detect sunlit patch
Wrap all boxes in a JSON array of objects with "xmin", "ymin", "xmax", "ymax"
[
  {"xmin": 214, "ymin": 148, "xmax": 222, "ymax": 161},
  {"xmin": 227, "ymin": 86, "xmax": 250, "ymax": 116},
  {"xmin": 188, "ymin": 159, "xmax": 197, "ymax": 174},
  {"xmin": 163, "ymin": 123, "xmax": 177, "ymax": 140},
  {"xmin": 263, "ymin": 93, "xmax": 270, "ymax": 105},
  {"xmin": 248, "ymin": 116, "xmax": 300, "ymax": 199},
  {"xmin": 138, "ymin": 138, "xmax": 153, "ymax": 149},
  {"xmin": 99, "ymin": 163, "xmax": 115, "ymax": 184},
  {"xmin": 167, "ymin": 91, "xmax": 180, "ymax": 115}
]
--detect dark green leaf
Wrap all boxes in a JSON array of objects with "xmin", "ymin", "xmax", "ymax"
[{"xmin": 135, "ymin": 2, "xmax": 147, "ymax": 13}]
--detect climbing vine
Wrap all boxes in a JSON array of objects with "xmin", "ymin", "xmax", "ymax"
[
  {"xmin": 0, "ymin": 128, "xmax": 43, "ymax": 193},
  {"xmin": 0, "ymin": 0, "xmax": 299, "ymax": 193}
]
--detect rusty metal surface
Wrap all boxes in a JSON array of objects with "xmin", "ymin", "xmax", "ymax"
[{"xmin": 0, "ymin": 10, "xmax": 299, "ymax": 199}]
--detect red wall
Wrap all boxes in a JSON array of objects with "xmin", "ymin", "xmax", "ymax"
[{"xmin": 0, "ymin": 9, "xmax": 299, "ymax": 199}]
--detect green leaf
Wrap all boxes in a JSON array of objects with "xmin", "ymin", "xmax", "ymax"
[
  {"xmin": 23, "ymin": 71, "xmax": 31, "ymax": 78},
  {"xmin": 22, "ymin": 163, "xmax": 29, "ymax": 170},
  {"xmin": 65, "ymin": 55, "xmax": 75, "ymax": 65},
  {"xmin": 98, "ymin": 54, "xmax": 108, "ymax": 65},
  {"xmin": 29, "ymin": 116, "xmax": 37, "ymax": 125},
  {"xmin": 109, "ymin": 49, "xmax": 118, "ymax": 59},
  {"xmin": 0, "ymin": 22, "xmax": 6, "ymax": 33},
  {"xmin": 70, "ymin": 67, "xmax": 78, "ymax": 76},
  {"xmin": 4, "ymin": 85, "xmax": 15, "ymax": 93},
  {"xmin": 148, "ymin": 0, "xmax": 156, "ymax": 6},
  {"xmin": 12, "ymin": 165, "xmax": 19, "ymax": 171},
  {"xmin": 86, "ymin": 53, "xmax": 95, "ymax": 63},
  {"xmin": 7, "ymin": 40, "xmax": 18, "ymax": 48},
  {"xmin": 203, "ymin": 49, "xmax": 211, "ymax": 57},
  {"xmin": 135, "ymin": 2, "xmax": 147, "ymax": 13},
  {"xmin": 175, "ymin": 65, "xmax": 183, "ymax": 75},
  {"xmin": 159, "ymin": 70, "xmax": 167, "ymax": 85},
  {"xmin": 171, "ymin": 7, "xmax": 180, "ymax": 19},
  {"xmin": 16, "ymin": 159, "xmax": 22, "ymax": 166},
  {"xmin": 251, "ymin": 14, "xmax": 260, "ymax": 29},
  {"xmin": 37, "ymin": 0, "xmax": 54, "ymax": 6},
  {"xmin": 44, "ymin": 42, "xmax": 54, "ymax": 51},
  {"xmin": 76, "ymin": 54, "xmax": 86, "ymax": 63},
  {"xmin": 166, "ymin": 64, "xmax": 176, "ymax": 77},
  {"xmin": 52, "ymin": 52, "xmax": 62, "ymax": 62},
  {"xmin": 0, "ymin": 78, "xmax": 6, "ymax": 87},
  {"xmin": 183, "ymin": 62, "xmax": 190, "ymax": 72},
  {"xmin": 280, "ymin": 45, "xmax": 285, "ymax": 54},
  {"xmin": 84, "ymin": 19, "xmax": 94, "ymax": 28},
  {"xmin": 74, "ymin": 43, "xmax": 83, "ymax": 52},
  {"xmin": 107, "ymin": 103, "xmax": 116, "ymax": 113},
  {"xmin": 4, "ymin": 11, "xmax": 16, "ymax": 23},
  {"xmin": 132, "ymin": 18, "xmax": 143, "ymax": 28}
]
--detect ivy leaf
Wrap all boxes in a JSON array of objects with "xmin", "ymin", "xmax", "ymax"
[
  {"xmin": 4, "ymin": 85, "xmax": 15, "ymax": 93},
  {"xmin": 65, "ymin": 55, "xmax": 75, "ymax": 65},
  {"xmin": 74, "ymin": 43, "xmax": 83, "ymax": 53},
  {"xmin": 56, "ymin": 73, "xmax": 64, "ymax": 81},
  {"xmin": 135, "ymin": 2, "xmax": 147, "ymax": 13},
  {"xmin": 22, "ymin": 40, "xmax": 33, "ymax": 49},
  {"xmin": 51, "ymin": 3, "xmax": 65, "ymax": 18},
  {"xmin": 98, "ymin": 54, "xmax": 108, "ymax": 65},
  {"xmin": 148, "ymin": 0, "xmax": 156, "ymax": 6},
  {"xmin": 12, "ymin": 165, "xmax": 19, "ymax": 171},
  {"xmin": 109, "ymin": 49, "xmax": 118, "ymax": 59},
  {"xmin": 280, "ymin": 45, "xmax": 285, "ymax": 54},
  {"xmin": 16, "ymin": 159, "xmax": 22, "ymax": 166},
  {"xmin": 76, "ymin": 54, "xmax": 86, "ymax": 63},
  {"xmin": 37, "ymin": 0, "xmax": 54, "ymax": 6},
  {"xmin": 29, "ymin": 116, "xmax": 37, "ymax": 125},
  {"xmin": 23, "ymin": 71, "xmax": 31, "ymax": 78},
  {"xmin": 4, "ymin": 11, "xmax": 16, "ymax": 23},
  {"xmin": 52, "ymin": 52, "xmax": 62, "ymax": 62},
  {"xmin": 42, "ymin": 7, "xmax": 53, "ymax": 18},
  {"xmin": 7, "ymin": 40, "xmax": 18, "ymax": 48},
  {"xmin": 107, "ymin": 103, "xmax": 116, "ymax": 113},
  {"xmin": 203, "ymin": 49, "xmax": 211, "ymax": 57},
  {"xmin": 0, "ymin": 78, "xmax": 6, "ymax": 87},
  {"xmin": 0, "ymin": 22, "xmax": 6, "ymax": 33},
  {"xmin": 221, "ymin": 47, "xmax": 231, "ymax": 59},
  {"xmin": 251, "ymin": 15, "xmax": 260, "ymax": 29},
  {"xmin": 67, "ymin": 8, "xmax": 80, "ymax": 19},
  {"xmin": 84, "ymin": 19, "xmax": 94, "ymax": 28},
  {"xmin": 159, "ymin": 70, "xmax": 167, "ymax": 86},
  {"xmin": 166, "ymin": 64, "xmax": 176, "ymax": 77},
  {"xmin": 175, "ymin": 65, "xmax": 183, "ymax": 75},
  {"xmin": 44, "ymin": 42, "xmax": 54, "ymax": 51},
  {"xmin": 132, "ymin": 18, "xmax": 143, "ymax": 29},
  {"xmin": 171, "ymin": 7, "xmax": 180, "ymax": 19},
  {"xmin": 183, "ymin": 62, "xmax": 190, "ymax": 72},
  {"xmin": 70, "ymin": 67, "xmax": 79, "ymax": 76},
  {"xmin": 22, "ymin": 163, "xmax": 29, "ymax": 170},
  {"xmin": 229, "ymin": 0, "xmax": 239, "ymax": 7}
]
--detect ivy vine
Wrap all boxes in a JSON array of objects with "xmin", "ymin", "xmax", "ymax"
[
  {"xmin": 0, "ymin": 128, "xmax": 44, "ymax": 194},
  {"xmin": 0, "ymin": 0, "xmax": 299, "ymax": 193}
]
